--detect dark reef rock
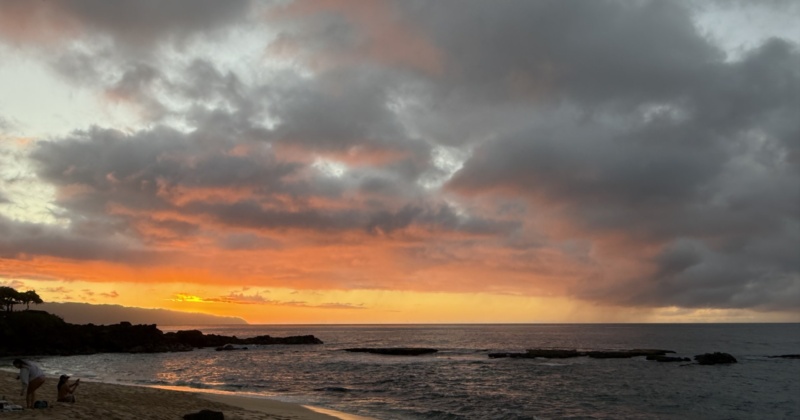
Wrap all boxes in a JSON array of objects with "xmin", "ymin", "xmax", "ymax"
[
  {"xmin": 694, "ymin": 352, "xmax": 737, "ymax": 365},
  {"xmin": 215, "ymin": 344, "xmax": 247, "ymax": 351},
  {"xmin": 183, "ymin": 409, "xmax": 224, "ymax": 420},
  {"xmin": 345, "ymin": 347, "xmax": 438, "ymax": 356},
  {"xmin": 525, "ymin": 349, "xmax": 582, "ymax": 359},
  {"xmin": 489, "ymin": 348, "xmax": 675, "ymax": 360},
  {"xmin": 646, "ymin": 355, "xmax": 691, "ymax": 362},
  {"xmin": 167, "ymin": 331, "xmax": 323, "ymax": 349},
  {"xmin": 768, "ymin": 354, "xmax": 800, "ymax": 359},
  {"xmin": 586, "ymin": 349, "xmax": 674, "ymax": 359},
  {"xmin": 0, "ymin": 310, "xmax": 322, "ymax": 357}
]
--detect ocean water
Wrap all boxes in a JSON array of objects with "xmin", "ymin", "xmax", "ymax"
[{"xmin": 12, "ymin": 324, "xmax": 800, "ymax": 419}]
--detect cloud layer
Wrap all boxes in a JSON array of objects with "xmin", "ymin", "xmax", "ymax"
[{"xmin": 1, "ymin": 0, "xmax": 798, "ymax": 318}]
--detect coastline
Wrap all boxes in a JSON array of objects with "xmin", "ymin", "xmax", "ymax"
[{"xmin": 0, "ymin": 371, "xmax": 372, "ymax": 419}]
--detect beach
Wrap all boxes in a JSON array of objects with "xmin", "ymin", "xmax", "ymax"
[{"xmin": 0, "ymin": 371, "xmax": 365, "ymax": 420}]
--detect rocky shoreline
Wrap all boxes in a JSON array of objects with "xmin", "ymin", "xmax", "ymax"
[{"xmin": 0, "ymin": 310, "xmax": 322, "ymax": 357}]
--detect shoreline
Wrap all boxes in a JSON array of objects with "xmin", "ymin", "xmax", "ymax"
[
  {"xmin": 1, "ymin": 371, "xmax": 373, "ymax": 419},
  {"xmin": 157, "ymin": 385, "xmax": 375, "ymax": 420}
]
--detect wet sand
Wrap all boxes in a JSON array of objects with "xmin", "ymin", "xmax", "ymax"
[{"xmin": 1, "ymin": 371, "xmax": 371, "ymax": 420}]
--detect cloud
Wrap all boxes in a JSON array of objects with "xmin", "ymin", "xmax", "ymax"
[
  {"xmin": 171, "ymin": 292, "xmax": 366, "ymax": 309},
  {"xmin": 0, "ymin": 0, "xmax": 252, "ymax": 49},
  {"xmin": 0, "ymin": 213, "xmax": 162, "ymax": 264},
  {"xmin": 444, "ymin": 22, "xmax": 800, "ymax": 311},
  {"xmin": 1, "ymin": 0, "xmax": 798, "ymax": 318},
  {"xmin": 0, "ymin": 279, "xmax": 27, "ymax": 290},
  {"xmin": 269, "ymin": 0, "xmax": 444, "ymax": 75}
]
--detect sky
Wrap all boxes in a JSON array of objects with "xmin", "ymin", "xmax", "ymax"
[{"xmin": 0, "ymin": 0, "xmax": 799, "ymax": 324}]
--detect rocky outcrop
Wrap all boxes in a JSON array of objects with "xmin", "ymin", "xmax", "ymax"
[
  {"xmin": 166, "ymin": 330, "xmax": 323, "ymax": 348},
  {"xmin": 0, "ymin": 310, "xmax": 323, "ymax": 357},
  {"xmin": 489, "ymin": 348, "xmax": 675, "ymax": 359},
  {"xmin": 586, "ymin": 349, "xmax": 675, "ymax": 359},
  {"xmin": 526, "ymin": 349, "xmax": 582, "ymax": 358},
  {"xmin": 694, "ymin": 352, "xmax": 737, "ymax": 365},
  {"xmin": 768, "ymin": 354, "xmax": 800, "ymax": 359},
  {"xmin": 646, "ymin": 355, "xmax": 691, "ymax": 362},
  {"xmin": 345, "ymin": 347, "xmax": 438, "ymax": 356}
]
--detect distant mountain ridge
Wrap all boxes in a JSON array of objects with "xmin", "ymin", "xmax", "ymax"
[{"xmin": 39, "ymin": 302, "xmax": 247, "ymax": 326}]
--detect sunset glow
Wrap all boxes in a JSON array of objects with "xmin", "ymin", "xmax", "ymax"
[{"xmin": 1, "ymin": 0, "xmax": 799, "ymax": 324}]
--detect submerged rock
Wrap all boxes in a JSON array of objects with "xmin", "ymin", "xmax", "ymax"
[
  {"xmin": 768, "ymin": 354, "xmax": 800, "ymax": 359},
  {"xmin": 646, "ymin": 355, "xmax": 691, "ymax": 362},
  {"xmin": 694, "ymin": 352, "xmax": 737, "ymax": 365},
  {"xmin": 345, "ymin": 347, "xmax": 438, "ymax": 356},
  {"xmin": 215, "ymin": 344, "xmax": 248, "ymax": 351},
  {"xmin": 489, "ymin": 348, "xmax": 676, "ymax": 360},
  {"xmin": 586, "ymin": 349, "xmax": 673, "ymax": 359}
]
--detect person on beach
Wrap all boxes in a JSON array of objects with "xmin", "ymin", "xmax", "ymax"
[
  {"xmin": 57, "ymin": 375, "xmax": 79, "ymax": 403},
  {"xmin": 12, "ymin": 359, "xmax": 45, "ymax": 409}
]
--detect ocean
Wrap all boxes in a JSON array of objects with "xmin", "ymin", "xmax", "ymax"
[{"xmin": 11, "ymin": 324, "xmax": 800, "ymax": 419}]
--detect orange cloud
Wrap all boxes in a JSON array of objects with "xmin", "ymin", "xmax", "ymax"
[{"xmin": 0, "ymin": 1, "xmax": 81, "ymax": 46}]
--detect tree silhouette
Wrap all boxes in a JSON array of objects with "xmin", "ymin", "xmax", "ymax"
[
  {"xmin": 0, "ymin": 286, "xmax": 21, "ymax": 312},
  {"xmin": 0, "ymin": 287, "xmax": 44, "ymax": 312},
  {"xmin": 20, "ymin": 290, "xmax": 44, "ymax": 310}
]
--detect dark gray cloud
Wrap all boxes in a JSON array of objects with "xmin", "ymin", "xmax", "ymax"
[
  {"xmin": 61, "ymin": 0, "xmax": 251, "ymax": 44},
  {"xmin": 27, "ymin": 117, "xmax": 511, "ymax": 248},
  {"xmin": 439, "ymin": 3, "xmax": 800, "ymax": 311},
  {"xmin": 404, "ymin": 0, "xmax": 718, "ymax": 106},
  {"xmin": 4, "ymin": 0, "xmax": 799, "ymax": 314},
  {"xmin": 268, "ymin": 68, "xmax": 421, "ymax": 150},
  {"xmin": 0, "ymin": 213, "xmax": 159, "ymax": 264}
]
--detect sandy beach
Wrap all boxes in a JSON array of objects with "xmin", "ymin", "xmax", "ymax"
[{"xmin": 0, "ymin": 371, "xmax": 368, "ymax": 420}]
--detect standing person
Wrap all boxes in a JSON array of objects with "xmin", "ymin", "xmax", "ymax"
[
  {"xmin": 12, "ymin": 359, "xmax": 45, "ymax": 409},
  {"xmin": 57, "ymin": 375, "xmax": 79, "ymax": 402}
]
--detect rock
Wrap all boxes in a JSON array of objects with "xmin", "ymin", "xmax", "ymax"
[
  {"xmin": 345, "ymin": 347, "xmax": 438, "ymax": 356},
  {"xmin": 694, "ymin": 352, "xmax": 737, "ymax": 365},
  {"xmin": 768, "ymin": 354, "xmax": 800, "ymax": 359},
  {"xmin": 0, "ymin": 309, "xmax": 322, "ymax": 357},
  {"xmin": 244, "ymin": 335, "xmax": 323, "ymax": 345},
  {"xmin": 489, "ymin": 348, "xmax": 677, "ymax": 360},
  {"xmin": 629, "ymin": 349, "xmax": 677, "ymax": 356},
  {"xmin": 183, "ymin": 409, "xmax": 224, "ymax": 420},
  {"xmin": 163, "ymin": 332, "xmax": 324, "ymax": 348},
  {"xmin": 646, "ymin": 355, "xmax": 691, "ymax": 362},
  {"xmin": 525, "ymin": 349, "xmax": 582, "ymax": 358},
  {"xmin": 587, "ymin": 349, "xmax": 674, "ymax": 359},
  {"xmin": 215, "ymin": 344, "xmax": 246, "ymax": 351}
]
